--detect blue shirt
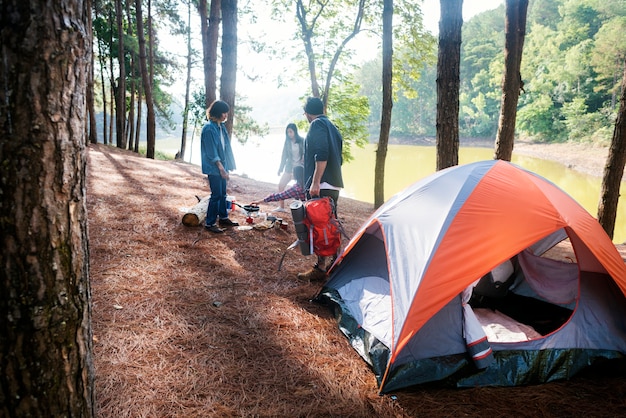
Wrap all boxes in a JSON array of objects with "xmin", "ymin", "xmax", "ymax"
[{"xmin": 200, "ymin": 121, "xmax": 236, "ymax": 176}]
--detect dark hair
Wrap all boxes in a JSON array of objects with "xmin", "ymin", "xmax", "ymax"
[
  {"xmin": 304, "ymin": 97, "xmax": 324, "ymax": 115},
  {"xmin": 292, "ymin": 165, "xmax": 304, "ymax": 186},
  {"xmin": 208, "ymin": 100, "xmax": 230, "ymax": 119},
  {"xmin": 285, "ymin": 123, "xmax": 300, "ymax": 139}
]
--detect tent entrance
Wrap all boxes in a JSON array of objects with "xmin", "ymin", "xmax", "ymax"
[
  {"xmin": 470, "ymin": 292, "xmax": 573, "ymax": 342},
  {"xmin": 467, "ymin": 249, "xmax": 577, "ymax": 342}
]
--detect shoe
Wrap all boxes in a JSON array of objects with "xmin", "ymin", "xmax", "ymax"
[
  {"xmin": 205, "ymin": 224, "xmax": 224, "ymax": 233},
  {"xmin": 273, "ymin": 207, "xmax": 288, "ymax": 213},
  {"xmin": 297, "ymin": 266, "xmax": 327, "ymax": 282},
  {"xmin": 219, "ymin": 218, "xmax": 239, "ymax": 227}
]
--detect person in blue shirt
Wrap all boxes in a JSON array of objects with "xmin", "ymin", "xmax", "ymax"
[{"xmin": 201, "ymin": 100, "xmax": 239, "ymax": 233}]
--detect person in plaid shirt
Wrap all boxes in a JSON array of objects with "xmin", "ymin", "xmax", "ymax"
[{"xmin": 251, "ymin": 165, "xmax": 305, "ymax": 205}]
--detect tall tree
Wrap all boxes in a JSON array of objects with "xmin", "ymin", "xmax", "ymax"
[
  {"xmin": 494, "ymin": 0, "xmax": 529, "ymax": 161},
  {"xmin": 436, "ymin": 0, "xmax": 463, "ymax": 170},
  {"xmin": 125, "ymin": 0, "xmax": 138, "ymax": 151},
  {"xmin": 87, "ymin": 2, "xmax": 98, "ymax": 144},
  {"xmin": 93, "ymin": 1, "xmax": 110, "ymax": 145},
  {"xmin": 0, "ymin": 0, "xmax": 95, "ymax": 415},
  {"xmin": 598, "ymin": 60, "xmax": 626, "ymax": 240},
  {"xmin": 180, "ymin": 0, "xmax": 195, "ymax": 160},
  {"xmin": 115, "ymin": 0, "xmax": 127, "ymax": 149},
  {"xmin": 199, "ymin": 0, "xmax": 221, "ymax": 107},
  {"xmin": 221, "ymin": 0, "xmax": 237, "ymax": 137},
  {"xmin": 293, "ymin": 0, "xmax": 367, "ymax": 107},
  {"xmin": 136, "ymin": 0, "xmax": 157, "ymax": 158},
  {"xmin": 374, "ymin": 0, "xmax": 393, "ymax": 208}
]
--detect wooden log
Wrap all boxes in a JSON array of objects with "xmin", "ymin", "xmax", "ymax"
[{"xmin": 181, "ymin": 196, "xmax": 210, "ymax": 227}]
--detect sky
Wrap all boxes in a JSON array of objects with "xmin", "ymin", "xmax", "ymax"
[
  {"xmin": 425, "ymin": 0, "xmax": 504, "ymax": 32},
  {"xmin": 342, "ymin": 0, "xmax": 504, "ymax": 64},
  {"xmin": 164, "ymin": 0, "xmax": 505, "ymax": 125}
]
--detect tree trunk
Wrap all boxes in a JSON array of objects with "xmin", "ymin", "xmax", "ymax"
[
  {"xmin": 295, "ymin": 0, "xmax": 321, "ymax": 98},
  {"xmin": 180, "ymin": 1, "xmax": 193, "ymax": 161},
  {"xmin": 199, "ymin": 0, "xmax": 220, "ymax": 107},
  {"xmin": 95, "ymin": 1, "xmax": 108, "ymax": 145},
  {"xmin": 109, "ymin": 81, "xmax": 115, "ymax": 144},
  {"xmin": 494, "ymin": 0, "xmax": 529, "ymax": 162},
  {"xmin": 0, "ymin": 1, "xmax": 95, "ymax": 416},
  {"xmin": 436, "ymin": 0, "xmax": 463, "ymax": 171},
  {"xmin": 87, "ymin": 4, "xmax": 98, "ymax": 144},
  {"xmin": 127, "ymin": 70, "xmax": 136, "ymax": 151},
  {"xmin": 125, "ymin": 0, "xmax": 137, "ymax": 151},
  {"xmin": 221, "ymin": 0, "xmax": 238, "ymax": 137},
  {"xmin": 108, "ymin": 9, "xmax": 116, "ymax": 146},
  {"xmin": 598, "ymin": 61, "xmax": 626, "ymax": 241},
  {"xmin": 375, "ymin": 0, "xmax": 393, "ymax": 209},
  {"xmin": 115, "ymin": 0, "xmax": 127, "ymax": 149},
  {"xmin": 136, "ymin": 0, "xmax": 156, "ymax": 159},
  {"xmin": 148, "ymin": 0, "xmax": 155, "ymax": 83},
  {"xmin": 135, "ymin": 83, "xmax": 142, "ymax": 153}
]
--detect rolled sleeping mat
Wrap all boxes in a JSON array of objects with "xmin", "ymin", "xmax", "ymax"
[{"xmin": 290, "ymin": 200, "xmax": 310, "ymax": 255}]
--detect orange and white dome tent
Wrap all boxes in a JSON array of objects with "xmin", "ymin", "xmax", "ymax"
[{"xmin": 319, "ymin": 160, "xmax": 626, "ymax": 392}]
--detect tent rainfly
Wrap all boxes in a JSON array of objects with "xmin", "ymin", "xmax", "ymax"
[{"xmin": 318, "ymin": 160, "xmax": 626, "ymax": 392}]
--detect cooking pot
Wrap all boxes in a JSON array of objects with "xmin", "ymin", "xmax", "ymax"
[{"xmin": 234, "ymin": 202, "xmax": 260, "ymax": 213}]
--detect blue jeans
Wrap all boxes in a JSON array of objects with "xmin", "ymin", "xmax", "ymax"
[{"xmin": 205, "ymin": 174, "xmax": 228, "ymax": 226}]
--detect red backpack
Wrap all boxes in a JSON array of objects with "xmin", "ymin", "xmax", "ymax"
[{"xmin": 303, "ymin": 197, "xmax": 342, "ymax": 257}]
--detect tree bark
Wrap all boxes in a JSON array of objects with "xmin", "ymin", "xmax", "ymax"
[
  {"xmin": 115, "ymin": 0, "xmax": 127, "ymax": 149},
  {"xmin": 180, "ymin": 1, "xmax": 193, "ymax": 160},
  {"xmin": 436, "ymin": 0, "xmax": 463, "ymax": 171},
  {"xmin": 199, "ymin": 0, "xmax": 220, "ymax": 107},
  {"xmin": 598, "ymin": 61, "xmax": 626, "ymax": 240},
  {"xmin": 136, "ymin": 0, "xmax": 156, "ymax": 159},
  {"xmin": 94, "ymin": 0, "xmax": 108, "ymax": 145},
  {"xmin": 108, "ymin": 9, "xmax": 116, "ymax": 146},
  {"xmin": 135, "ymin": 83, "xmax": 142, "ymax": 153},
  {"xmin": 125, "ymin": 0, "xmax": 137, "ymax": 151},
  {"xmin": 221, "ymin": 0, "xmax": 238, "ymax": 137},
  {"xmin": 0, "ymin": 1, "xmax": 95, "ymax": 416},
  {"xmin": 494, "ymin": 0, "xmax": 529, "ymax": 162},
  {"xmin": 87, "ymin": 3, "xmax": 98, "ymax": 145},
  {"xmin": 296, "ymin": 0, "xmax": 322, "ymax": 98},
  {"xmin": 375, "ymin": 0, "xmax": 393, "ymax": 209}
]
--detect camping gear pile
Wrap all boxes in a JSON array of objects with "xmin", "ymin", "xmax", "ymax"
[{"xmin": 318, "ymin": 160, "xmax": 626, "ymax": 392}]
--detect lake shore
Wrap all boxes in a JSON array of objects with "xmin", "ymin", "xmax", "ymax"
[{"xmin": 513, "ymin": 140, "xmax": 610, "ymax": 179}]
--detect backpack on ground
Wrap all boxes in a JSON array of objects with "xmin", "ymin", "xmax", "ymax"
[
  {"xmin": 303, "ymin": 197, "xmax": 342, "ymax": 257},
  {"xmin": 278, "ymin": 198, "xmax": 345, "ymax": 271}
]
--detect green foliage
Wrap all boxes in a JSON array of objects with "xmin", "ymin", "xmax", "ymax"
[
  {"xmin": 592, "ymin": 16, "xmax": 626, "ymax": 96},
  {"xmin": 327, "ymin": 80, "xmax": 370, "ymax": 163},
  {"xmin": 138, "ymin": 145, "xmax": 175, "ymax": 161},
  {"xmin": 517, "ymin": 94, "xmax": 567, "ymax": 142},
  {"xmin": 353, "ymin": 0, "xmax": 624, "ymax": 144}
]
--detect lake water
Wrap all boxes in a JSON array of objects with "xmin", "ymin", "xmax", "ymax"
[{"xmin": 161, "ymin": 131, "xmax": 626, "ymax": 244}]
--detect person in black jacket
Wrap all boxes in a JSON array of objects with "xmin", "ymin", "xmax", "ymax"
[
  {"xmin": 298, "ymin": 97, "xmax": 344, "ymax": 282},
  {"xmin": 275, "ymin": 123, "xmax": 304, "ymax": 212}
]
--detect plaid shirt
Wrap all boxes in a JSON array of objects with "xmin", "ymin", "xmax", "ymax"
[{"xmin": 263, "ymin": 183, "xmax": 306, "ymax": 203}]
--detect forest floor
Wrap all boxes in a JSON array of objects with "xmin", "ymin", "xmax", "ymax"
[{"xmin": 87, "ymin": 141, "xmax": 626, "ymax": 417}]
